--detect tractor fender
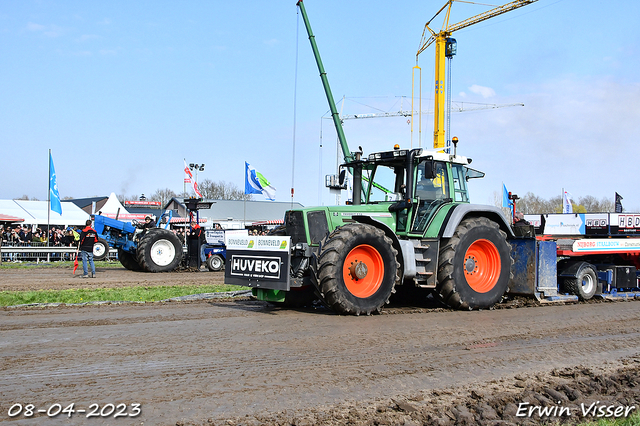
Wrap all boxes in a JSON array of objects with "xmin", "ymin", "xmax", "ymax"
[
  {"xmin": 351, "ymin": 215, "xmax": 412, "ymax": 279},
  {"xmin": 440, "ymin": 204, "xmax": 515, "ymax": 239}
]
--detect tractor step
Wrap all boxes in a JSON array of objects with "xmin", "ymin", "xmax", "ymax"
[{"xmin": 412, "ymin": 239, "xmax": 439, "ymax": 288}]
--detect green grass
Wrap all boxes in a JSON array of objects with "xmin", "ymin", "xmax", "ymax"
[
  {"xmin": 577, "ymin": 413, "xmax": 640, "ymax": 426},
  {"xmin": 0, "ymin": 284, "xmax": 245, "ymax": 307},
  {"xmin": 0, "ymin": 260, "xmax": 115, "ymax": 269}
]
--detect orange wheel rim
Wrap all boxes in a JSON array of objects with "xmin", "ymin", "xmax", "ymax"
[
  {"xmin": 343, "ymin": 244, "xmax": 384, "ymax": 298},
  {"xmin": 463, "ymin": 239, "xmax": 501, "ymax": 293}
]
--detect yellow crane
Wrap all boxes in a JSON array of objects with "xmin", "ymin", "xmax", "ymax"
[{"xmin": 414, "ymin": 0, "xmax": 537, "ymax": 151}]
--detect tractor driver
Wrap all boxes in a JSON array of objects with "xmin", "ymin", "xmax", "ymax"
[{"xmin": 142, "ymin": 215, "xmax": 156, "ymax": 229}]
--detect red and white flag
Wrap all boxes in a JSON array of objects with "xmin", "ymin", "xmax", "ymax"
[
  {"xmin": 193, "ymin": 181, "xmax": 202, "ymax": 198},
  {"xmin": 184, "ymin": 159, "xmax": 193, "ymax": 184},
  {"xmin": 184, "ymin": 159, "xmax": 202, "ymax": 198}
]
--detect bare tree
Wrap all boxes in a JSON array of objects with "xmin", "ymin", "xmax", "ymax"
[
  {"xmin": 198, "ymin": 179, "xmax": 252, "ymax": 200},
  {"xmin": 577, "ymin": 195, "xmax": 614, "ymax": 213},
  {"xmin": 150, "ymin": 188, "xmax": 177, "ymax": 206},
  {"xmin": 516, "ymin": 192, "xmax": 616, "ymax": 214},
  {"xmin": 117, "ymin": 193, "xmax": 139, "ymax": 204}
]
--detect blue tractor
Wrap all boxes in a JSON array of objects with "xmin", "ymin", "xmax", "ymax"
[{"xmin": 93, "ymin": 213, "xmax": 183, "ymax": 272}]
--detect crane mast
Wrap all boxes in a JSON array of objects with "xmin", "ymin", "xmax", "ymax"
[{"xmin": 416, "ymin": 0, "xmax": 538, "ymax": 151}]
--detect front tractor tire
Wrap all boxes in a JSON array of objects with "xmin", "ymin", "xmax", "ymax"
[
  {"xmin": 437, "ymin": 217, "xmax": 512, "ymax": 310},
  {"xmin": 93, "ymin": 238, "xmax": 109, "ymax": 261},
  {"xmin": 136, "ymin": 229, "xmax": 183, "ymax": 273},
  {"xmin": 317, "ymin": 223, "xmax": 400, "ymax": 315}
]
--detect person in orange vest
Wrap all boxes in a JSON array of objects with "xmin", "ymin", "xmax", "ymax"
[{"xmin": 79, "ymin": 219, "xmax": 98, "ymax": 278}]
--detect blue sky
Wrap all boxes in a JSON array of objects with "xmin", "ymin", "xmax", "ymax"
[{"xmin": 2, "ymin": 0, "xmax": 639, "ymax": 211}]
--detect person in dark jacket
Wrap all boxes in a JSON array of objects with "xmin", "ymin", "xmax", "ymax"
[
  {"xmin": 79, "ymin": 219, "xmax": 98, "ymax": 278},
  {"xmin": 513, "ymin": 211, "xmax": 531, "ymax": 227},
  {"xmin": 141, "ymin": 215, "xmax": 156, "ymax": 229},
  {"xmin": 188, "ymin": 220, "xmax": 207, "ymax": 265}
]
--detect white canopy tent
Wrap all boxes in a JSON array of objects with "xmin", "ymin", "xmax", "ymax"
[
  {"xmin": 97, "ymin": 192, "xmax": 129, "ymax": 216},
  {"xmin": 0, "ymin": 200, "xmax": 34, "ymax": 223},
  {"xmin": 0, "ymin": 200, "xmax": 91, "ymax": 227}
]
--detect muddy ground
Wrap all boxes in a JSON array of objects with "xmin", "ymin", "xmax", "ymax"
[{"xmin": 1, "ymin": 266, "xmax": 639, "ymax": 425}]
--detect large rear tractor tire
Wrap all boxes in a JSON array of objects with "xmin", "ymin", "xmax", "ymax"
[
  {"xmin": 118, "ymin": 248, "xmax": 142, "ymax": 271},
  {"xmin": 437, "ymin": 217, "xmax": 512, "ymax": 310},
  {"xmin": 93, "ymin": 238, "xmax": 109, "ymax": 261},
  {"xmin": 137, "ymin": 229, "xmax": 183, "ymax": 272},
  {"xmin": 564, "ymin": 263, "xmax": 598, "ymax": 300},
  {"xmin": 317, "ymin": 223, "xmax": 399, "ymax": 315}
]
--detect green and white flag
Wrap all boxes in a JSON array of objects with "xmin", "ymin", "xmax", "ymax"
[{"xmin": 245, "ymin": 162, "xmax": 276, "ymax": 201}]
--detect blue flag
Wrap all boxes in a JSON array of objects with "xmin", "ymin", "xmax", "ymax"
[
  {"xmin": 502, "ymin": 183, "xmax": 512, "ymax": 208},
  {"xmin": 245, "ymin": 162, "xmax": 276, "ymax": 201},
  {"xmin": 49, "ymin": 152, "xmax": 62, "ymax": 214}
]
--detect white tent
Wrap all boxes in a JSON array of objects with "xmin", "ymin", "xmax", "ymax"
[
  {"xmin": 4, "ymin": 200, "xmax": 91, "ymax": 227},
  {"xmin": 0, "ymin": 200, "xmax": 35, "ymax": 222},
  {"xmin": 98, "ymin": 192, "xmax": 129, "ymax": 216}
]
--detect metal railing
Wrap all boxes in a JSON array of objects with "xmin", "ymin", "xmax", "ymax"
[{"xmin": 0, "ymin": 243, "xmax": 117, "ymax": 263}]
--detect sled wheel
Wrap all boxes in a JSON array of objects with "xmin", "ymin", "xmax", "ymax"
[
  {"xmin": 565, "ymin": 264, "xmax": 598, "ymax": 300},
  {"xmin": 317, "ymin": 223, "xmax": 399, "ymax": 315},
  {"xmin": 206, "ymin": 254, "xmax": 224, "ymax": 272},
  {"xmin": 438, "ymin": 217, "xmax": 512, "ymax": 310}
]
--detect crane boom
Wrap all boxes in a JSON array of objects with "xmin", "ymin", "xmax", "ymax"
[
  {"xmin": 337, "ymin": 101, "xmax": 524, "ymax": 121},
  {"xmin": 415, "ymin": 0, "xmax": 537, "ymax": 151},
  {"xmin": 296, "ymin": 0, "xmax": 353, "ymax": 164},
  {"xmin": 417, "ymin": 0, "xmax": 538, "ymax": 56}
]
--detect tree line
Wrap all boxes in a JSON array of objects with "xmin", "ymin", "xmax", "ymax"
[
  {"xmin": 494, "ymin": 192, "xmax": 616, "ymax": 214},
  {"xmin": 13, "ymin": 179, "xmax": 252, "ymax": 205},
  {"xmin": 118, "ymin": 179, "xmax": 252, "ymax": 205}
]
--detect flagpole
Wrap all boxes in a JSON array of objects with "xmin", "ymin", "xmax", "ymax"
[{"xmin": 47, "ymin": 149, "xmax": 51, "ymax": 248}]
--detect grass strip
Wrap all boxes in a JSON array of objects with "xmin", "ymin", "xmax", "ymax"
[
  {"xmin": 578, "ymin": 413, "xmax": 640, "ymax": 425},
  {"xmin": 0, "ymin": 260, "xmax": 116, "ymax": 269},
  {"xmin": 0, "ymin": 284, "xmax": 245, "ymax": 307}
]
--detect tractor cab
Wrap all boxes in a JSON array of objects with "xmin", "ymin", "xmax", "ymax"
[{"xmin": 342, "ymin": 144, "xmax": 485, "ymax": 235}]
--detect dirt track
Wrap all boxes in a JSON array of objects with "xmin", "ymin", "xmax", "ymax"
[{"xmin": 1, "ymin": 266, "xmax": 639, "ymax": 425}]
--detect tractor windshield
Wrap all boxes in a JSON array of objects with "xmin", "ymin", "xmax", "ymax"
[{"xmin": 365, "ymin": 164, "xmax": 401, "ymax": 202}]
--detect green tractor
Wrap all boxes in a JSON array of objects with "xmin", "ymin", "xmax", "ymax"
[{"xmin": 223, "ymin": 1, "xmax": 514, "ymax": 314}]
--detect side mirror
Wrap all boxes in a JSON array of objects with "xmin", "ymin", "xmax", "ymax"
[
  {"xmin": 338, "ymin": 169, "xmax": 346, "ymax": 186},
  {"xmin": 423, "ymin": 159, "xmax": 437, "ymax": 179}
]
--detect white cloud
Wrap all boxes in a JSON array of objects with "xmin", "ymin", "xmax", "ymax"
[
  {"xmin": 26, "ymin": 22, "xmax": 63, "ymax": 37},
  {"xmin": 26, "ymin": 22, "xmax": 46, "ymax": 32},
  {"xmin": 264, "ymin": 38, "xmax": 279, "ymax": 47},
  {"xmin": 469, "ymin": 84, "xmax": 496, "ymax": 98},
  {"xmin": 79, "ymin": 34, "xmax": 101, "ymax": 42}
]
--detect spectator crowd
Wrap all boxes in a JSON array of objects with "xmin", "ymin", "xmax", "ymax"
[{"xmin": 1, "ymin": 224, "xmax": 80, "ymax": 247}]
